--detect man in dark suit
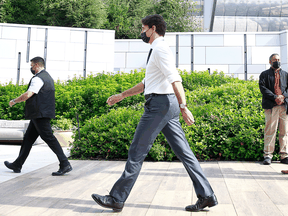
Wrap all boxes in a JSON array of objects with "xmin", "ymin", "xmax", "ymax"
[
  {"xmin": 4, "ymin": 56, "xmax": 72, "ymax": 176},
  {"xmin": 259, "ymin": 53, "xmax": 288, "ymax": 165}
]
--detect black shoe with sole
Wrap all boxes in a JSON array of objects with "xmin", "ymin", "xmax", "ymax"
[
  {"xmin": 91, "ymin": 194, "xmax": 124, "ymax": 212},
  {"xmin": 280, "ymin": 157, "xmax": 288, "ymax": 164},
  {"xmin": 185, "ymin": 194, "xmax": 218, "ymax": 212},
  {"xmin": 4, "ymin": 161, "xmax": 21, "ymax": 173},
  {"xmin": 52, "ymin": 164, "xmax": 72, "ymax": 176},
  {"xmin": 263, "ymin": 157, "xmax": 271, "ymax": 165}
]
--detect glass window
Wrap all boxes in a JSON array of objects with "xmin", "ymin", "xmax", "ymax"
[
  {"xmin": 246, "ymin": 17, "xmax": 261, "ymax": 31},
  {"xmin": 269, "ymin": 0, "xmax": 281, "ymax": 17},
  {"xmin": 257, "ymin": 17, "xmax": 270, "ymax": 31},
  {"xmin": 224, "ymin": 16, "xmax": 236, "ymax": 32},
  {"xmin": 246, "ymin": 0, "xmax": 261, "ymax": 17},
  {"xmin": 268, "ymin": 17, "xmax": 281, "ymax": 31},
  {"xmin": 280, "ymin": 17, "xmax": 288, "ymax": 30},
  {"xmin": 235, "ymin": 17, "xmax": 247, "ymax": 31},
  {"xmin": 281, "ymin": 3, "xmax": 288, "ymax": 17},
  {"xmin": 258, "ymin": 1, "xmax": 271, "ymax": 17},
  {"xmin": 224, "ymin": 1, "xmax": 237, "ymax": 16},
  {"xmin": 236, "ymin": 1, "xmax": 249, "ymax": 16},
  {"xmin": 215, "ymin": 0, "xmax": 225, "ymax": 16},
  {"xmin": 213, "ymin": 16, "xmax": 225, "ymax": 32}
]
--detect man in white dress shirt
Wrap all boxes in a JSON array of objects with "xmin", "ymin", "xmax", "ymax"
[
  {"xmin": 91, "ymin": 15, "xmax": 217, "ymax": 212},
  {"xmin": 4, "ymin": 57, "xmax": 72, "ymax": 176}
]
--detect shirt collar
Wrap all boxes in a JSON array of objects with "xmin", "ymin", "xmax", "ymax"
[
  {"xmin": 34, "ymin": 69, "xmax": 44, "ymax": 77},
  {"xmin": 151, "ymin": 36, "xmax": 164, "ymax": 49}
]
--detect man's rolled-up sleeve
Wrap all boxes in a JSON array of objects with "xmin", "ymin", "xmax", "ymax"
[{"xmin": 154, "ymin": 46, "xmax": 182, "ymax": 83}]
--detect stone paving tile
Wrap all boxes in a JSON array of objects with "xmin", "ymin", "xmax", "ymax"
[{"xmin": 1, "ymin": 144, "xmax": 288, "ymax": 216}]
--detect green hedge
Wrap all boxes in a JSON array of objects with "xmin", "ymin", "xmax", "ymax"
[
  {"xmin": 70, "ymin": 71, "xmax": 277, "ymax": 161},
  {"xmin": 0, "ymin": 82, "xmax": 27, "ymax": 120},
  {"xmin": 1, "ymin": 70, "xmax": 276, "ymax": 161},
  {"xmin": 0, "ymin": 70, "xmax": 145, "ymax": 124}
]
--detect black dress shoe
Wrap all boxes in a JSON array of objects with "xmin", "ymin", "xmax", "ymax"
[
  {"xmin": 185, "ymin": 194, "xmax": 218, "ymax": 212},
  {"xmin": 263, "ymin": 157, "xmax": 271, "ymax": 165},
  {"xmin": 280, "ymin": 157, "xmax": 288, "ymax": 164},
  {"xmin": 91, "ymin": 194, "xmax": 124, "ymax": 212},
  {"xmin": 4, "ymin": 161, "xmax": 21, "ymax": 173},
  {"xmin": 52, "ymin": 164, "xmax": 72, "ymax": 176}
]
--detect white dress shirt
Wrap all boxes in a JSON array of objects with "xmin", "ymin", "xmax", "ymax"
[
  {"xmin": 27, "ymin": 71, "xmax": 44, "ymax": 94},
  {"xmin": 142, "ymin": 37, "xmax": 182, "ymax": 95}
]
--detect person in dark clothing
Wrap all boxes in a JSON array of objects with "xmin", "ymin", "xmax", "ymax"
[
  {"xmin": 4, "ymin": 56, "xmax": 72, "ymax": 176},
  {"xmin": 259, "ymin": 53, "xmax": 288, "ymax": 165}
]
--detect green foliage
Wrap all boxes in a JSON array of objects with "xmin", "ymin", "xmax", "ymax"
[
  {"xmin": 104, "ymin": 0, "xmax": 153, "ymax": 39},
  {"xmin": 180, "ymin": 70, "xmax": 245, "ymax": 91},
  {"xmin": 183, "ymin": 81, "xmax": 266, "ymax": 161},
  {"xmin": 105, "ymin": 0, "xmax": 201, "ymax": 39},
  {"xmin": 43, "ymin": 0, "xmax": 107, "ymax": 28},
  {"xmin": 0, "ymin": 82, "xmax": 27, "ymax": 120},
  {"xmin": 153, "ymin": 0, "xmax": 201, "ymax": 32},
  {"xmin": 1, "ymin": 0, "xmax": 201, "ymax": 38},
  {"xmin": 52, "ymin": 116, "xmax": 74, "ymax": 130},
  {"xmin": 70, "ymin": 71, "xmax": 273, "ymax": 162},
  {"xmin": 1, "ymin": 0, "xmax": 107, "ymax": 28},
  {"xmin": 1, "ymin": 70, "xmax": 275, "ymax": 162},
  {"xmin": 54, "ymin": 70, "xmax": 145, "ymax": 124},
  {"xmin": 0, "ymin": 0, "xmax": 45, "ymax": 25}
]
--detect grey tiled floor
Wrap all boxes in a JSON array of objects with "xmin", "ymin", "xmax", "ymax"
[{"xmin": 1, "ymin": 144, "xmax": 288, "ymax": 216}]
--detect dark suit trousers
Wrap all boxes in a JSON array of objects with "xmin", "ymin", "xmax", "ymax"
[
  {"xmin": 109, "ymin": 94, "xmax": 214, "ymax": 202},
  {"xmin": 13, "ymin": 118, "xmax": 69, "ymax": 169}
]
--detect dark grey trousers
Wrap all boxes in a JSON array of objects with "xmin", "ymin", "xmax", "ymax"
[{"xmin": 110, "ymin": 94, "xmax": 214, "ymax": 202}]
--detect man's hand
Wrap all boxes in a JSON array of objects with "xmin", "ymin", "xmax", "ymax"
[
  {"xmin": 276, "ymin": 95, "xmax": 285, "ymax": 105},
  {"xmin": 9, "ymin": 100, "xmax": 15, "ymax": 107},
  {"xmin": 181, "ymin": 108, "xmax": 195, "ymax": 126},
  {"xmin": 107, "ymin": 93, "xmax": 125, "ymax": 106}
]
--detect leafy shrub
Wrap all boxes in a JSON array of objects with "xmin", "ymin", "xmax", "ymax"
[
  {"xmin": 1, "ymin": 70, "xmax": 276, "ymax": 161},
  {"xmin": 180, "ymin": 70, "xmax": 245, "ymax": 91},
  {"xmin": 54, "ymin": 70, "xmax": 145, "ymax": 124},
  {"xmin": 52, "ymin": 116, "xmax": 74, "ymax": 131},
  {"xmin": 0, "ymin": 82, "xmax": 27, "ymax": 120},
  {"xmin": 70, "ymin": 74, "xmax": 276, "ymax": 162}
]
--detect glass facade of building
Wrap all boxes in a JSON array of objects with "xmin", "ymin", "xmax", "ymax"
[
  {"xmin": 214, "ymin": 0, "xmax": 288, "ymax": 32},
  {"xmin": 193, "ymin": 0, "xmax": 288, "ymax": 32}
]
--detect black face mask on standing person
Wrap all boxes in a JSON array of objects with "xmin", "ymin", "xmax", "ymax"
[{"xmin": 273, "ymin": 61, "xmax": 281, "ymax": 69}]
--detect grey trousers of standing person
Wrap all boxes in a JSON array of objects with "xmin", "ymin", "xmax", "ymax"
[{"xmin": 109, "ymin": 94, "xmax": 214, "ymax": 202}]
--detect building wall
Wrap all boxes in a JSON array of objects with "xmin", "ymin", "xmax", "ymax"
[
  {"xmin": 0, "ymin": 22, "xmax": 287, "ymax": 84},
  {"xmin": 0, "ymin": 23, "xmax": 115, "ymax": 84},
  {"xmin": 114, "ymin": 31, "xmax": 288, "ymax": 80}
]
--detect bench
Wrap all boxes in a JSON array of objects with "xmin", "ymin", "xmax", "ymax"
[{"xmin": 0, "ymin": 120, "xmax": 44, "ymax": 144}]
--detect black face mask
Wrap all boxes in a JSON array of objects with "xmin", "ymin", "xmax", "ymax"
[
  {"xmin": 141, "ymin": 30, "xmax": 151, "ymax": 43},
  {"xmin": 273, "ymin": 61, "xmax": 281, "ymax": 69},
  {"xmin": 30, "ymin": 67, "xmax": 36, "ymax": 75}
]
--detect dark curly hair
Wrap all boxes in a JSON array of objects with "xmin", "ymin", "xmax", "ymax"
[{"xmin": 142, "ymin": 14, "xmax": 167, "ymax": 36}]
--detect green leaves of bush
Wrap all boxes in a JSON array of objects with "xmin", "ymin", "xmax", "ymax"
[
  {"xmin": 1, "ymin": 70, "xmax": 276, "ymax": 161},
  {"xmin": 70, "ymin": 70, "xmax": 274, "ymax": 162}
]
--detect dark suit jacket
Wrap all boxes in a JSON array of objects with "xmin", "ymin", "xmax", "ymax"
[{"xmin": 259, "ymin": 67, "xmax": 288, "ymax": 113}]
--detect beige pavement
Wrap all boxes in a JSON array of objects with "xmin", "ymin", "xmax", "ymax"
[{"xmin": 1, "ymin": 145, "xmax": 288, "ymax": 216}]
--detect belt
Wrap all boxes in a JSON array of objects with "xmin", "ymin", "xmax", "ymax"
[{"xmin": 145, "ymin": 93, "xmax": 174, "ymax": 100}]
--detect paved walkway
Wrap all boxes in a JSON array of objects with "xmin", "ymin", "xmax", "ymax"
[{"xmin": 1, "ymin": 144, "xmax": 288, "ymax": 216}]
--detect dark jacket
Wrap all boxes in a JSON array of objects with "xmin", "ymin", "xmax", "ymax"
[
  {"xmin": 259, "ymin": 67, "xmax": 288, "ymax": 113},
  {"xmin": 25, "ymin": 70, "xmax": 56, "ymax": 119}
]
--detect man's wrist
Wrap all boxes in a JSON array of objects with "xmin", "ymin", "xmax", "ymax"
[
  {"xmin": 12, "ymin": 99, "xmax": 16, "ymax": 104},
  {"xmin": 179, "ymin": 103, "xmax": 187, "ymax": 110}
]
